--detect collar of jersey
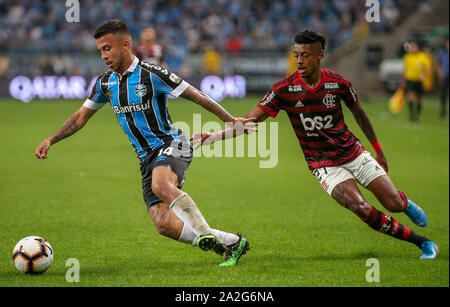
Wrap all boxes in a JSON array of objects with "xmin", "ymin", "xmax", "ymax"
[
  {"xmin": 297, "ymin": 68, "xmax": 325, "ymax": 93},
  {"xmin": 114, "ymin": 56, "xmax": 139, "ymax": 77}
]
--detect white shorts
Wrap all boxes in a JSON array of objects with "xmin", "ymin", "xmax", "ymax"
[{"xmin": 312, "ymin": 151, "xmax": 387, "ymax": 195}]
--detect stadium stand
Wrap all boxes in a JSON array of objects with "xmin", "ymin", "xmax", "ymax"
[{"xmin": 0, "ymin": 0, "xmax": 423, "ymax": 76}]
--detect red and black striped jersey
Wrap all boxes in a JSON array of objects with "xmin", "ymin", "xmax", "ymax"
[
  {"xmin": 133, "ymin": 43, "xmax": 164, "ymax": 66},
  {"xmin": 257, "ymin": 68, "xmax": 365, "ymax": 170}
]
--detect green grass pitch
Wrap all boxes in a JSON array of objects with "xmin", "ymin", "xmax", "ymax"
[{"xmin": 0, "ymin": 95, "xmax": 448, "ymax": 287}]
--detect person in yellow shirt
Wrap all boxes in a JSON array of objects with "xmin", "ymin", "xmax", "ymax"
[
  {"xmin": 401, "ymin": 40, "xmax": 432, "ymax": 121},
  {"xmin": 203, "ymin": 46, "xmax": 222, "ymax": 75}
]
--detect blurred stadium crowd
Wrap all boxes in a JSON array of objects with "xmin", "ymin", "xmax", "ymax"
[
  {"xmin": 0, "ymin": 0, "xmax": 422, "ymax": 52},
  {"xmin": 0, "ymin": 0, "xmax": 424, "ymax": 76}
]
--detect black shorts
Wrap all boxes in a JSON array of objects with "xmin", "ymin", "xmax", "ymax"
[
  {"xmin": 140, "ymin": 141, "xmax": 193, "ymax": 211},
  {"xmin": 405, "ymin": 80, "xmax": 424, "ymax": 96}
]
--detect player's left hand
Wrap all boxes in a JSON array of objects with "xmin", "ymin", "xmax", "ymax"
[
  {"xmin": 375, "ymin": 151, "xmax": 388, "ymax": 173},
  {"xmin": 35, "ymin": 139, "xmax": 51, "ymax": 159}
]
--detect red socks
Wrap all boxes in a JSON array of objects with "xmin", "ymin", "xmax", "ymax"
[
  {"xmin": 398, "ymin": 190, "xmax": 409, "ymax": 211},
  {"xmin": 362, "ymin": 205, "xmax": 428, "ymax": 248}
]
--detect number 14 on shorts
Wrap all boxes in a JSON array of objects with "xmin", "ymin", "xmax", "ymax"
[{"xmin": 159, "ymin": 147, "xmax": 174, "ymax": 157}]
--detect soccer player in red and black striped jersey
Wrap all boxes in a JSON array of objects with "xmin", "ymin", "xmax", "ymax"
[
  {"xmin": 133, "ymin": 26, "xmax": 166, "ymax": 68},
  {"xmin": 192, "ymin": 30, "xmax": 439, "ymax": 259}
]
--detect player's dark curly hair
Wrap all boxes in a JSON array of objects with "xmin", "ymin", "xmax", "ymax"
[
  {"xmin": 294, "ymin": 30, "xmax": 326, "ymax": 51},
  {"xmin": 93, "ymin": 19, "xmax": 131, "ymax": 39}
]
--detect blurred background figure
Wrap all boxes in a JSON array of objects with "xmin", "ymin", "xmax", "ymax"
[
  {"xmin": 402, "ymin": 40, "xmax": 432, "ymax": 121},
  {"xmin": 0, "ymin": 53, "xmax": 10, "ymax": 79},
  {"xmin": 435, "ymin": 37, "xmax": 449, "ymax": 119},
  {"xmin": 203, "ymin": 46, "xmax": 221, "ymax": 75},
  {"xmin": 0, "ymin": 0, "xmax": 448, "ymax": 109},
  {"xmin": 36, "ymin": 55, "xmax": 55, "ymax": 76},
  {"xmin": 225, "ymin": 33, "xmax": 243, "ymax": 55},
  {"xmin": 133, "ymin": 26, "xmax": 167, "ymax": 68}
]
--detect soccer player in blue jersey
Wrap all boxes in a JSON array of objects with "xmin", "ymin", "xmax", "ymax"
[{"xmin": 35, "ymin": 20, "xmax": 251, "ymax": 267}]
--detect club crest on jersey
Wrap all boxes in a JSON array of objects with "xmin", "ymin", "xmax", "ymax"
[
  {"xmin": 322, "ymin": 94, "xmax": 336, "ymax": 108},
  {"xmin": 135, "ymin": 84, "xmax": 147, "ymax": 98}
]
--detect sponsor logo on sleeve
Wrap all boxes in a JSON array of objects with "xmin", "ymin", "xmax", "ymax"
[
  {"xmin": 169, "ymin": 73, "xmax": 182, "ymax": 85},
  {"xmin": 261, "ymin": 91, "xmax": 275, "ymax": 106}
]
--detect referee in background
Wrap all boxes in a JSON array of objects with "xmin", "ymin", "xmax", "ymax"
[{"xmin": 401, "ymin": 40, "xmax": 432, "ymax": 122}]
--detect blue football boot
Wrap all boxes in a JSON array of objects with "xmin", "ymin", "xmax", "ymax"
[
  {"xmin": 420, "ymin": 241, "xmax": 439, "ymax": 259},
  {"xmin": 404, "ymin": 200, "xmax": 428, "ymax": 227}
]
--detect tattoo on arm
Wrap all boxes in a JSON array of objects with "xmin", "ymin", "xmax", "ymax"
[
  {"xmin": 182, "ymin": 86, "xmax": 234, "ymax": 123},
  {"xmin": 49, "ymin": 115, "xmax": 80, "ymax": 145}
]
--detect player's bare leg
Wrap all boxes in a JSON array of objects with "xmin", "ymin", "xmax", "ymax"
[
  {"xmin": 148, "ymin": 202, "xmax": 184, "ymax": 240},
  {"xmin": 366, "ymin": 175, "xmax": 404, "ymax": 212},
  {"xmin": 331, "ymin": 179, "xmax": 439, "ymax": 259},
  {"xmin": 367, "ymin": 175, "xmax": 428, "ymax": 227},
  {"xmin": 331, "ymin": 179, "xmax": 372, "ymax": 219}
]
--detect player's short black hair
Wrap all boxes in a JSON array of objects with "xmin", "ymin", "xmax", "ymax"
[
  {"xmin": 93, "ymin": 19, "xmax": 131, "ymax": 39},
  {"xmin": 294, "ymin": 30, "xmax": 326, "ymax": 51}
]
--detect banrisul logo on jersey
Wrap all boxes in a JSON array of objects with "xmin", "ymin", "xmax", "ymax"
[
  {"xmin": 135, "ymin": 84, "xmax": 147, "ymax": 98},
  {"xmin": 113, "ymin": 101, "xmax": 151, "ymax": 114}
]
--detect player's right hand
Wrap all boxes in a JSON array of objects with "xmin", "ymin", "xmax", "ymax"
[
  {"xmin": 35, "ymin": 139, "xmax": 51, "ymax": 159},
  {"xmin": 375, "ymin": 151, "xmax": 388, "ymax": 173},
  {"xmin": 229, "ymin": 117, "xmax": 258, "ymax": 135}
]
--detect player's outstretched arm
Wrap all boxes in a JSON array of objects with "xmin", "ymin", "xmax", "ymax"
[
  {"xmin": 35, "ymin": 106, "xmax": 97, "ymax": 159},
  {"xmin": 191, "ymin": 106, "xmax": 267, "ymax": 148},
  {"xmin": 180, "ymin": 85, "xmax": 237, "ymax": 123},
  {"xmin": 347, "ymin": 102, "xmax": 388, "ymax": 172}
]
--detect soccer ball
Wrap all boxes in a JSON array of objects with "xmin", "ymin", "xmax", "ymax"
[{"xmin": 12, "ymin": 236, "xmax": 54, "ymax": 274}]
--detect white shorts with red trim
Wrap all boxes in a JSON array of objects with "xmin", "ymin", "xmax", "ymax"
[{"xmin": 312, "ymin": 151, "xmax": 387, "ymax": 195}]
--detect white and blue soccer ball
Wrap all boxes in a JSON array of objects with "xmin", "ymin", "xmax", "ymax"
[{"xmin": 12, "ymin": 236, "xmax": 54, "ymax": 274}]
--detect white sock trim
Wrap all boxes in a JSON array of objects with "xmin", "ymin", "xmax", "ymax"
[{"xmin": 177, "ymin": 222, "xmax": 197, "ymax": 245}]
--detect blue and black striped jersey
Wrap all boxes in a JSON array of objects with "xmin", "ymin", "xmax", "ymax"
[{"xmin": 83, "ymin": 56, "xmax": 190, "ymax": 161}]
